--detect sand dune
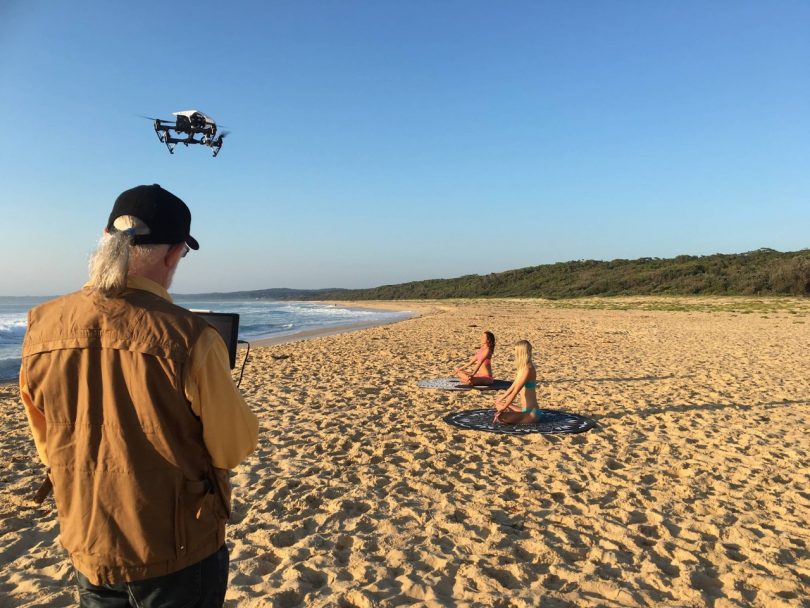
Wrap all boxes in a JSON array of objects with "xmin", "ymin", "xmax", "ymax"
[{"xmin": 1, "ymin": 298, "xmax": 808, "ymax": 607}]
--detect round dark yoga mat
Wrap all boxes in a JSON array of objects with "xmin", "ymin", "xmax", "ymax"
[
  {"xmin": 416, "ymin": 377, "xmax": 511, "ymax": 391},
  {"xmin": 444, "ymin": 408, "xmax": 596, "ymax": 435}
]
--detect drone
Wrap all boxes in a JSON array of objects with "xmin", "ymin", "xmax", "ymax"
[{"xmin": 142, "ymin": 110, "xmax": 229, "ymax": 157}]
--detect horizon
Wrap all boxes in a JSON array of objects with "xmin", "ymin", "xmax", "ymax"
[
  {"xmin": 2, "ymin": 1, "xmax": 809, "ymax": 296},
  {"xmin": 2, "ymin": 245, "xmax": 803, "ymax": 298}
]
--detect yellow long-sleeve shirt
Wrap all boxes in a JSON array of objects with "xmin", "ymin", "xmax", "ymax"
[{"xmin": 21, "ymin": 275, "xmax": 258, "ymax": 470}]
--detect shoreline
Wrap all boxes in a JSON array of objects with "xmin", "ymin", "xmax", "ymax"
[
  {"xmin": 247, "ymin": 300, "xmax": 437, "ymax": 347},
  {"xmin": 247, "ymin": 299, "xmax": 445, "ymax": 347},
  {"xmin": 249, "ymin": 313, "xmax": 411, "ymax": 348}
]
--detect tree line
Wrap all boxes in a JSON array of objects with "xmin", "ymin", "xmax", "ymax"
[{"xmin": 186, "ymin": 248, "xmax": 810, "ymax": 301}]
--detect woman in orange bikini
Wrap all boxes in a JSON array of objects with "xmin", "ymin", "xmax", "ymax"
[
  {"xmin": 455, "ymin": 331, "xmax": 495, "ymax": 386},
  {"xmin": 494, "ymin": 340, "xmax": 541, "ymax": 424}
]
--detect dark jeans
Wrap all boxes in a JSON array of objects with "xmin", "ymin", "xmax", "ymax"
[{"xmin": 74, "ymin": 544, "xmax": 229, "ymax": 608}]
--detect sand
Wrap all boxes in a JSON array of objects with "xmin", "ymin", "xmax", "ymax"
[{"xmin": 1, "ymin": 297, "xmax": 808, "ymax": 607}]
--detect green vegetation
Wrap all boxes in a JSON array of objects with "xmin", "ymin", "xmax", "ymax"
[
  {"xmin": 318, "ymin": 248, "xmax": 809, "ymax": 300},
  {"xmin": 187, "ymin": 248, "xmax": 810, "ymax": 302}
]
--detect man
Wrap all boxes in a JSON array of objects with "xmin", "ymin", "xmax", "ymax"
[{"xmin": 21, "ymin": 184, "xmax": 259, "ymax": 607}]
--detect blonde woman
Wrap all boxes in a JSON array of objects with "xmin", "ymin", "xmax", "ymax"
[{"xmin": 494, "ymin": 340, "xmax": 541, "ymax": 424}]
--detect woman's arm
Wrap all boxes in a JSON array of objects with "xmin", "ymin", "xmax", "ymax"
[
  {"xmin": 496, "ymin": 367, "xmax": 529, "ymax": 406},
  {"xmin": 456, "ymin": 354, "xmax": 478, "ymax": 371},
  {"xmin": 468, "ymin": 346, "xmax": 492, "ymax": 377},
  {"xmin": 494, "ymin": 368, "xmax": 530, "ymax": 421},
  {"xmin": 512, "ymin": 366, "xmax": 529, "ymax": 392},
  {"xmin": 494, "ymin": 382, "xmax": 517, "ymax": 420},
  {"xmin": 495, "ymin": 386, "xmax": 517, "ymax": 408}
]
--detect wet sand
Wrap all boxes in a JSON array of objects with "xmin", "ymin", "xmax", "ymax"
[{"xmin": 1, "ymin": 297, "xmax": 808, "ymax": 607}]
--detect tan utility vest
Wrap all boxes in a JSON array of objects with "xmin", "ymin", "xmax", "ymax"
[{"xmin": 22, "ymin": 287, "xmax": 229, "ymax": 585}]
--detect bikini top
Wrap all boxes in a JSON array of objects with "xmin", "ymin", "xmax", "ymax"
[
  {"xmin": 524, "ymin": 380, "xmax": 537, "ymax": 389},
  {"xmin": 475, "ymin": 347, "xmax": 491, "ymax": 366}
]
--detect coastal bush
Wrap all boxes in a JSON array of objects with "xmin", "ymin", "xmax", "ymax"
[{"xmin": 189, "ymin": 248, "xmax": 810, "ymax": 301}]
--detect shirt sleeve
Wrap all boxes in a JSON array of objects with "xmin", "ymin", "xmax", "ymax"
[
  {"xmin": 185, "ymin": 327, "xmax": 259, "ymax": 469},
  {"xmin": 20, "ymin": 363, "xmax": 49, "ymax": 467}
]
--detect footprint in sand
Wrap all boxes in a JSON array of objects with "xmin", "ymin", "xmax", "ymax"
[
  {"xmin": 638, "ymin": 524, "xmax": 660, "ymax": 539},
  {"xmin": 541, "ymin": 573, "xmax": 572, "ymax": 591},
  {"xmin": 271, "ymin": 589, "xmax": 303, "ymax": 608},
  {"xmin": 595, "ymin": 562, "xmax": 622, "ymax": 580},
  {"xmin": 650, "ymin": 552, "xmax": 680, "ymax": 577},
  {"xmin": 480, "ymin": 565, "xmax": 522, "ymax": 590},
  {"xmin": 340, "ymin": 500, "xmax": 370, "ymax": 517},
  {"xmin": 333, "ymin": 535, "xmax": 354, "ymax": 565},
  {"xmin": 632, "ymin": 534, "xmax": 657, "ymax": 548},
  {"xmin": 323, "ymin": 487, "xmax": 344, "ymax": 500},
  {"xmin": 295, "ymin": 564, "xmax": 328, "ymax": 589},
  {"xmin": 249, "ymin": 551, "xmax": 282, "ymax": 577},
  {"xmin": 337, "ymin": 591, "xmax": 376, "ymax": 608},
  {"xmin": 303, "ymin": 493, "xmax": 322, "ymax": 509},
  {"xmin": 271, "ymin": 530, "xmax": 298, "ymax": 548},
  {"xmin": 689, "ymin": 569, "xmax": 723, "ymax": 596},
  {"xmin": 626, "ymin": 509, "xmax": 647, "ymax": 524},
  {"xmin": 640, "ymin": 473, "xmax": 656, "ymax": 485}
]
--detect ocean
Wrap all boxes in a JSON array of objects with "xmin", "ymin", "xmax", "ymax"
[{"xmin": 0, "ymin": 296, "xmax": 409, "ymax": 382}]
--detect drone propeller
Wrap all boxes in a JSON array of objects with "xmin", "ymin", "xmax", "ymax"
[{"xmin": 137, "ymin": 114, "xmax": 171, "ymax": 122}]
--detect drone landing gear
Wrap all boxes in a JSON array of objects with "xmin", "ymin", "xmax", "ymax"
[
  {"xmin": 160, "ymin": 135, "xmax": 176, "ymax": 154},
  {"xmin": 153, "ymin": 125, "xmax": 176, "ymax": 154}
]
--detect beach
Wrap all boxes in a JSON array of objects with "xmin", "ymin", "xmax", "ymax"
[{"xmin": 1, "ymin": 297, "xmax": 808, "ymax": 607}]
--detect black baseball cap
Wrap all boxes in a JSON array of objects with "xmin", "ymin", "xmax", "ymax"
[{"xmin": 107, "ymin": 184, "xmax": 199, "ymax": 250}]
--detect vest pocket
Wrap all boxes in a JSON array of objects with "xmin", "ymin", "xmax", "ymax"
[
  {"xmin": 180, "ymin": 477, "xmax": 223, "ymax": 552},
  {"xmin": 208, "ymin": 468, "xmax": 232, "ymax": 520},
  {"xmin": 185, "ymin": 478, "xmax": 211, "ymax": 520}
]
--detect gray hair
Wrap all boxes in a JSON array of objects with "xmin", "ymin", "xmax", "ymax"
[{"xmin": 87, "ymin": 216, "xmax": 167, "ymax": 295}]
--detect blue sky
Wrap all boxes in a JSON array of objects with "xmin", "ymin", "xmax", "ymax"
[{"xmin": 1, "ymin": 1, "xmax": 808, "ymax": 295}]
